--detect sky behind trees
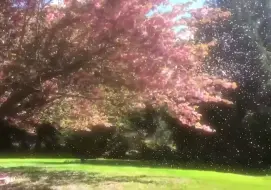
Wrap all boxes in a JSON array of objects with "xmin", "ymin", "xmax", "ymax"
[
  {"xmin": 170, "ymin": 0, "xmax": 205, "ymax": 9},
  {"xmin": 152, "ymin": 0, "xmax": 205, "ymax": 18}
]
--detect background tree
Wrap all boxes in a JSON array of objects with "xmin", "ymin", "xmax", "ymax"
[{"xmin": 192, "ymin": 0, "xmax": 271, "ymax": 166}]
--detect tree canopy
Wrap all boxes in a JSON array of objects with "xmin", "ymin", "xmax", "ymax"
[{"xmin": 0, "ymin": 0, "xmax": 236, "ymax": 131}]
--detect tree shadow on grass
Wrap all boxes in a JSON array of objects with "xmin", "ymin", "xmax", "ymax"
[
  {"xmin": 33, "ymin": 159, "xmax": 271, "ymax": 177},
  {"xmin": 0, "ymin": 152, "xmax": 270, "ymax": 176},
  {"xmin": 0, "ymin": 166, "xmax": 166, "ymax": 190}
]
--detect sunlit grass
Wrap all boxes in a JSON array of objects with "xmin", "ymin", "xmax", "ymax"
[{"xmin": 0, "ymin": 158, "xmax": 270, "ymax": 189}]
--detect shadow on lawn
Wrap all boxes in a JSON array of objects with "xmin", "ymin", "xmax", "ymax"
[
  {"xmin": 26, "ymin": 159, "xmax": 271, "ymax": 177},
  {"xmin": 0, "ymin": 167, "xmax": 163, "ymax": 190}
]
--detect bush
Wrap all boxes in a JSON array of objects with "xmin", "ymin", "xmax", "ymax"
[
  {"xmin": 103, "ymin": 134, "xmax": 129, "ymax": 159},
  {"xmin": 64, "ymin": 125, "xmax": 116, "ymax": 159}
]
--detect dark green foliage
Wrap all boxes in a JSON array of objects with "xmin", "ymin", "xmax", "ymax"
[
  {"xmin": 202, "ymin": 0, "xmax": 271, "ymax": 104},
  {"xmin": 35, "ymin": 122, "xmax": 62, "ymax": 151},
  {"xmin": 0, "ymin": 119, "xmax": 35, "ymax": 151},
  {"xmin": 120, "ymin": 107, "xmax": 177, "ymax": 161},
  {"xmin": 65, "ymin": 125, "xmax": 117, "ymax": 160},
  {"xmin": 103, "ymin": 134, "xmax": 129, "ymax": 159},
  {"xmin": 188, "ymin": 0, "xmax": 271, "ymax": 167}
]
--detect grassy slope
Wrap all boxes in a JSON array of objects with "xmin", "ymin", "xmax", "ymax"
[{"xmin": 0, "ymin": 158, "xmax": 270, "ymax": 189}]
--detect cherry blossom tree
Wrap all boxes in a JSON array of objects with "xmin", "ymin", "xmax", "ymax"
[{"xmin": 0, "ymin": 0, "xmax": 236, "ymax": 132}]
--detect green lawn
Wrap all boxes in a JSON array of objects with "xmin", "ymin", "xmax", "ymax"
[{"xmin": 0, "ymin": 158, "xmax": 270, "ymax": 190}]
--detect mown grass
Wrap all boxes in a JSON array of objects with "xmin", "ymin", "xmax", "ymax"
[{"xmin": 0, "ymin": 158, "xmax": 270, "ymax": 189}]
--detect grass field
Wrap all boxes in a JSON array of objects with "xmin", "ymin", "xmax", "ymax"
[{"xmin": 0, "ymin": 158, "xmax": 270, "ymax": 190}]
